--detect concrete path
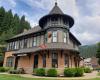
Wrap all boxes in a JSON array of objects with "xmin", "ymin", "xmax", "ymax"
[
  {"xmin": 20, "ymin": 71, "xmax": 100, "ymax": 80},
  {"xmin": 0, "ymin": 71, "xmax": 100, "ymax": 80}
]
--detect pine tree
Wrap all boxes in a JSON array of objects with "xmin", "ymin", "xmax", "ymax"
[
  {"xmin": 96, "ymin": 42, "xmax": 100, "ymax": 65},
  {"xmin": 0, "ymin": 7, "xmax": 5, "ymax": 35}
]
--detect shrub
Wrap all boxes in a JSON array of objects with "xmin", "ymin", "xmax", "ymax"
[
  {"xmin": 0, "ymin": 67, "xmax": 6, "ymax": 72},
  {"xmin": 36, "ymin": 68, "xmax": 45, "ymax": 76},
  {"xmin": 64, "ymin": 68, "xmax": 75, "ymax": 77},
  {"xmin": 18, "ymin": 68, "xmax": 25, "ymax": 74},
  {"xmin": 75, "ymin": 68, "xmax": 84, "ymax": 77},
  {"xmin": 47, "ymin": 68, "xmax": 57, "ymax": 77},
  {"xmin": 84, "ymin": 67, "xmax": 91, "ymax": 73},
  {"xmin": 9, "ymin": 70, "xmax": 19, "ymax": 74}
]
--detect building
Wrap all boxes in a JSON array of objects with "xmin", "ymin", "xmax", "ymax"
[
  {"xmin": 79, "ymin": 44, "xmax": 99, "ymax": 69},
  {"xmin": 3, "ymin": 2, "xmax": 81, "ymax": 74}
]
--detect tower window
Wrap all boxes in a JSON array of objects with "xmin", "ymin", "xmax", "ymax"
[
  {"xmin": 52, "ymin": 31, "xmax": 57, "ymax": 42},
  {"xmin": 63, "ymin": 32, "xmax": 67, "ymax": 43}
]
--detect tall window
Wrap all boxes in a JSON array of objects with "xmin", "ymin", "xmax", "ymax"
[
  {"xmin": 6, "ymin": 57, "xmax": 14, "ymax": 67},
  {"xmin": 37, "ymin": 36, "xmax": 41, "ymax": 46},
  {"xmin": 63, "ymin": 32, "xmax": 67, "ymax": 43},
  {"xmin": 42, "ymin": 54, "xmax": 46, "ymax": 67},
  {"xmin": 64, "ymin": 54, "xmax": 69, "ymax": 67},
  {"xmin": 24, "ymin": 39, "xmax": 27, "ymax": 48},
  {"xmin": 52, "ymin": 31, "xmax": 57, "ymax": 42},
  {"xmin": 52, "ymin": 52, "xmax": 58, "ymax": 68},
  {"xmin": 33, "ymin": 37, "xmax": 37, "ymax": 46},
  {"xmin": 44, "ymin": 33, "xmax": 47, "ymax": 43}
]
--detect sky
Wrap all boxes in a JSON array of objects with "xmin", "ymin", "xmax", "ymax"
[{"xmin": 0, "ymin": 0, "xmax": 100, "ymax": 45}]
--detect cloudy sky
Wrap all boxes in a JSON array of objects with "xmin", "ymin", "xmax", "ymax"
[{"xmin": 0, "ymin": 0, "xmax": 100, "ymax": 45}]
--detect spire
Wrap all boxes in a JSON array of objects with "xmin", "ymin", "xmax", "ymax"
[
  {"xmin": 49, "ymin": 1, "xmax": 63, "ymax": 14},
  {"xmin": 55, "ymin": 0, "xmax": 57, "ymax": 6}
]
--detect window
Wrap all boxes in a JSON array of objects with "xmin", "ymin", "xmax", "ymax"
[
  {"xmin": 52, "ymin": 52, "xmax": 58, "ymax": 68},
  {"xmin": 37, "ymin": 36, "xmax": 41, "ymax": 46},
  {"xmin": 42, "ymin": 54, "xmax": 46, "ymax": 67},
  {"xmin": 33, "ymin": 37, "xmax": 37, "ymax": 46},
  {"xmin": 63, "ymin": 32, "xmax": 67, "ymax": 43},
  {"xmin": 52, "ymin": 31, "xmax": 57, "ymax": 42},
  {"xmin": 44, "ymin": 33, "xmax": 47, "ymax": 43},
  {"xmin": 6, "ymin": 57, "xmax": 14, "ymax": 67},
  {"xmin": 24, "ymin": 39, "xmax": 28, "ymax": 48},
  {"xmin": 64, "ymin": 54, "xmax": 69, "ymax": 67}
]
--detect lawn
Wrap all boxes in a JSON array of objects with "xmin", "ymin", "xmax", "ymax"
[{"xmin": 0, "ymin": 74, "xmax": 100, "ymax": 80}]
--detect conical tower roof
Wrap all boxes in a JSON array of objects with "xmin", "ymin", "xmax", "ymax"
[
  {"xmin": 49, "ymin": 2, "xmax": 63, "ymax": 14},
  {"xmin": 39, "ymin": 2, "xmax": 74, "ymax": 28}
]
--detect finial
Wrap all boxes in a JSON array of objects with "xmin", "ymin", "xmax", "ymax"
[{"xmin": 55, "ymin": 0, "xmax": 57, "ymax": 6}]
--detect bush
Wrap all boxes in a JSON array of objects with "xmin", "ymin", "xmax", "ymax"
[
  {"xmin": 47, "ymin": 68, "xmax": 57, "ymax": 77},
  {"xmin": 64, "ymin": 68, "xmax": 75, "ymax": 77},
  {"xmin": 0, "ymin": 67, "xmax": 6, "ymax": 72},
  {"xmin": 36, "ymin": 68, "xmax": 45, "ymax": 76},
  {"xmin": 75, "ymin": 68, "xmax": 84, "ymax": 77},
  {"xmin": 0, "ymin": 67, "xmax": 10, "ymax": 72},
  {"xmin": 84, "ymin": 67, "xmax": 91, "ymax": 73},
  {"xmin": 9, "ymin": 68, "xmax": 25, "ymax": 74},
  {"xmin": 9, "ymin": 70, "xmax": 19, "ymax": 74}
]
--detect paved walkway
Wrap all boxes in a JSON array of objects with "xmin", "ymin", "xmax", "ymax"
[
  {"xmin": 0, "ymin": 71, "xmax": 100, "ymax": 79},
  {"xmin": 20, "ymin": 71, "xmax": 100, "ymax": 80}
]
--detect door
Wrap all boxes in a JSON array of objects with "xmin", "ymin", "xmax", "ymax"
[{"xmin": 34, "ymin": 55, "xmax": 38, "ymax": 68}]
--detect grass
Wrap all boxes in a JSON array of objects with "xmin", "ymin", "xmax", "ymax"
[
  {"xmin": 0, "ymin": 74, "xmax": 99, "ymax": 80},
  {"xmin": 97, "ymin": 72, "xmax": 100, "ymax": 76}
]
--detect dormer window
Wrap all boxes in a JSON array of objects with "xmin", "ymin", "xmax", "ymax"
[{"xmin": 52, "ymin": 31, "xmax": 57, "ymax": 42}]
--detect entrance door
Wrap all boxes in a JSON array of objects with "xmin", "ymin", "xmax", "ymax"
[{"xmin": 34, "ymin": 55, "xmax": 38, "ymax": 68}]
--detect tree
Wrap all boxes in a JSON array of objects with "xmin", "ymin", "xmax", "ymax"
[
  {"xmin": 19, "ymin": 15, "xmax": 31, "ymax": 33},
  {"xmin": 0, "ymin": 7, "xmax": 5, "ymax": 35},
  {"xmin": 96, "ymin": 42, "xmax": 100, "ymax": 65}
]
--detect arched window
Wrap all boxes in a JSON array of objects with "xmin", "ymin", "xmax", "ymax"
[{"xmin": 6, "ymin": 57, "xmax": 14, "ymax": 67}]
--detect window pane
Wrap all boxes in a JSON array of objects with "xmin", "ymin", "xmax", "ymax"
[
  {"xmin": 42, "ymin": 54, "xmax": 46, "ymax": 67},
  {"xmin": 63, "ymin": 32, "xmax": 67, "ymax": 43},
  {"xmin": 65, "ymin": 54, "xmax": 69, "ymax": 67},
  {"xmin": 52, "ymin": 31, "xmax": 57, "ymax": 42},
  {"xmin": 52, "ymin": 52, "xmax": 58, "ymax": 68}
]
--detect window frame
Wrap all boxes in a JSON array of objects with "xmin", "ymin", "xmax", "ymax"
[
  {"xmin": 6, "ymin": 57, "xmax": 14, "ymax": 67},
  {"xmin": 52, "ymin": 52, "xmax": 58, "ymax": 68},
  {"xmin": 52, "ymin": 31, "xmax": 58, "ymax": 42}
]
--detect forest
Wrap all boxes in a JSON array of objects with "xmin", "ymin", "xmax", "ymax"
[{"xmin": 0, "ymin": 6, "xmax": 31, "ymax": 60}]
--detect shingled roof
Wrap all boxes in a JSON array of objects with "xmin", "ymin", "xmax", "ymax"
[
  {"xmin": 13, "ymin": 43, "xmax": 79, "ymax": 55},
  {"xmin": 49, "ymin": 2, "xmax": 63, "ymax": 14}
]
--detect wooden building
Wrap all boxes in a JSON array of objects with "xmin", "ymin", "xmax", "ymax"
[{"xmin": 3, "ymin": 2, "xmax": 81, "ymax": 74}]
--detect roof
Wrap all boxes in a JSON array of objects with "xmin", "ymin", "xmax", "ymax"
[
  {"xmin": 13, "ymin": 43, "xmax": 79, "ymax": 55},
  {"xmin": 49, "ymin": 2, "xmax": 63, "ymax": 14},
  {"xmin": 79, "ymin": 44, "xmax": 97, "ymax": 58},
  {"xmin": 39, "ymin": 2, "xmax": 74, "ymax": 28},
  {"xmin": 8, "ymin": 26, "xmax": 42, "ymax": 40},
  {"xmin": 7, "ymin": 26, "xmax": 81, "ymax": 45}
]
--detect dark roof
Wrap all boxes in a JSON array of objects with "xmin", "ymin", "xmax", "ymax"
[
  {"xmin": 7, "ymin": 26, "xmax": 81, "ymax": 45},
  {"xmin": 39, "ymin": 3, "xmax": 74, "ymax": 28},
  {"xmin": 13, "ymin": 43, "xmax": 79, "ymax": 55},
  {"xmin": 8, "ymin": 26, "xmax": 42, "ymax": 40},
  {"xmin": 79, "ymin": 44, "xmax": 97, "ymax": 58},
  {"xmin": 49, "ymin": 2, "xmax": 63, "ymax": 14}
]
